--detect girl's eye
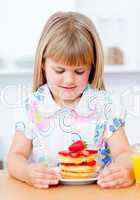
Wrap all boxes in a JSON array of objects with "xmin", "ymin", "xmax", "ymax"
[
  {"xmin": 75, "ymin": 71, "xmax": 85, "ymax": 75},
  {"xmin": 54, "ymin": 68, "xmax": 85, "ymax": 74},
  {"xmin": 55, "ymin": 70, "xmax": 65, "ymax": 74}
]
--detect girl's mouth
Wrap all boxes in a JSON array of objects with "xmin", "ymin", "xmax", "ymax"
[{"xmin": 60, "ymin": 86, "xmax": 76, "ymax": 90}]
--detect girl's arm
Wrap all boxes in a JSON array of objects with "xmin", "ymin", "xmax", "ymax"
[
  {"xmin": 7, "ymin": 131, "xmax": 60, "ymax": 188},
  {"xmin": 7, "ymin": 131, "xmax": 32, "ymax": 183},
  {"xmin": 97, "ymin": 127, "xmax": 134, "ymax": 188},
  {"xmin": 107, "ymin": 127, "xmax": 132, "ymax": 169}
]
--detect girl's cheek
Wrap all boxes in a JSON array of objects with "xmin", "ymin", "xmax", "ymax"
[{"xmin": 49, "ymin": 74, "xmax": 62, "ymax": 85}]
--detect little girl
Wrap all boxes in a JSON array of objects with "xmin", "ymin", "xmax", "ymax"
[{"xmin": 7, "ymin": 11, "xmax": 134, "ymax": 189}]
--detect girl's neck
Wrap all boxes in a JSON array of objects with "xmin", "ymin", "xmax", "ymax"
[
  {"xmin": 50, "ymin": 90, "xmax": 82, "ymax": 109},
  {"xmin": 54, "ymin": 96, "xmax": 81, "ymax": 109},
  {"xmin": 56, "ymin": 98, "xmax": 81, "ymax": 109}
]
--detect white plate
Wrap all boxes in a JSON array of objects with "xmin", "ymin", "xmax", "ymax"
[{"xmin": 59, "ymin": 177, "xmax": 97, "ymax": 185}]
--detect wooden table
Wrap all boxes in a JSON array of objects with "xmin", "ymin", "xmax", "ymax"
[{"xmin": 0, "ymin": 170, "xmax": 140, "ymax": 200}]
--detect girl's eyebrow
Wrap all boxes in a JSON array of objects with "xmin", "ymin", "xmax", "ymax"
[
  {"xmin": 53, "ymin": 66, "xmax": 85, "ymax": 70},
  {"xmin": 51, "ymin": 65, "xmax": 64, "ymax": 69}
]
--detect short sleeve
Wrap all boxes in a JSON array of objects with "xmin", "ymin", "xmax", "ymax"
[
  {"xmin": 14, "ymin": 101, "xmax": 33, "ymax": 140},
  {"xmin": 103, "ymin": 92, "xmax": 126, "ymax": 140}
]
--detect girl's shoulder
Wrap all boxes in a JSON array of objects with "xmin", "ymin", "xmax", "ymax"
[
  {"xmin": 24, "ymin": 84, "xmax": 50, "ymax": 109},
  {"xmin": 25, "ymin": 84, "xmax": 60, "ymax": 118},
  {"xmin": 85, "ymin": 84, "xmax": 112, "ymax": 104},
  {"xmin": 76, "ymin": 84, "xmax": 113, "ymax": 117},
  {"xmin": 28, "ymin": 84, "xmax": 49, "ymax": 100},
  {"xmin": 33, "ymin": 84, "xmax": 49, "ymax": 100}
]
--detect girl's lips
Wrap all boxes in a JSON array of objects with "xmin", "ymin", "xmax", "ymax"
[{"xmin": 60, "ymin": 86, "xmax": 76, "ymax": 90}]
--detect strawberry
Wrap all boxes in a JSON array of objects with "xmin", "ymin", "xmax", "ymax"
[
  {"xmin": 81, "ymin": 150, "xmax": 90, "ymax": 156},
  {"xmin": 58, "ymin": 151, "xmax": 69, "ymax": 156},
  {"xmin": 70, "ymin": 151, "xmax": 81, "ymax": 158},
  {"xmin": 86, "ymin": 160, "xmax": 96, "ymax": 166},
  {"xmin": 68, "ymin": 140, "xmax": 87, "ymax": 152},
  {"xmin": 87, "ymin": 149, "xmax": 98, "ymax": 154}
]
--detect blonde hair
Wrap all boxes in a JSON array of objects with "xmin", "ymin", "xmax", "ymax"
[{"xmin": 32, "ymin": 11, "xmax": 105, "ymax": 92}]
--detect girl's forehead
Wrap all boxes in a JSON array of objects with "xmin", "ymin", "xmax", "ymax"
[{"xmin": 45, "ymin": 58, "xmax": 89, "ymax": 69}]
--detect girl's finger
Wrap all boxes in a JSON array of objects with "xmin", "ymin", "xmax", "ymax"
[
  {"xmin": 34, "ymin": 172, "xmax": 59, "ymax": 180},
  {"xmin": 98, "ymin": 170, "xmax": 124, "ymax": 183},
  {"xmin": 35, "ymin": 168, "xmax": 56, "ymax": 175},
  {"xmin": 114, "ymin": 179, "xmax": 134, "ymax": 189},
  {"xmin": 34, "ymin": 176, "xmax": 59, "ymax": 186},
  {"xmin": 33, "ymin": 183, "xmax": 49, "ymax": 189},
  {"xmin": 98, "ymin": 177, "xmax": 123, "ymax": 188},
  {"xmin": 33, "ymin": 164, "xmax": 58, "ymax": 175},
  {"xmin": 97, "ymin": 169, "xmax": 126, "ymax": 188},
  {"xmin": 48, "ymin": 179, "xmax": 59, "ymax": 185},
  {"xmin": 99, "ymin": 163, "xmax": 125, "ymax": 179}
]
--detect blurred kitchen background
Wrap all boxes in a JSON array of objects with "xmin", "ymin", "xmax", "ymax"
[{"xmin": 0, "ymin": 0, "xmax": 139, "ymax": 168}]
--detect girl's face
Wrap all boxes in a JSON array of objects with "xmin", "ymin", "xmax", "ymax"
[{"xmin": 45, "ymin": 58, "xmax": 91, "ymax": 107}]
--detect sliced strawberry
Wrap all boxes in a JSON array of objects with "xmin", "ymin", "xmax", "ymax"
[
  {"xmin": 86, "ymin": 160, "xmax": 96, "ymax": 166},
  {"xmin": 63, "ymin": 163, "xmax": 72, "ymax": 166},
  {"xmin": 63, "ymin": 163, "xmax": 79, "ymax": 166},
  {"xmin": 63, "ymin": 161, "xmax": 96, "ymax": 166},
  {"xmin": 70, "ymin": 151, "xmax": 81, "ymax": 158},
  {"xmin": 87, "ymin": 149, "xmax": 98, "ymax": 154},
  {"xmin": 81, "ymin": 150, "xmax": 90, "ymax": 156},
  {"xmin": 58, "ymin": 151, "xmax": 69, "ymax": 156},
  {"xmin": 68, "ymin": 140, "xmax": 87, "ymax": 152}
]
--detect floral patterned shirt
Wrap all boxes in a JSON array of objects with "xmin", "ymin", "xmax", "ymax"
[{"xmin": 15, "ymin": 84, "xmax": 125, "ymax": 167}]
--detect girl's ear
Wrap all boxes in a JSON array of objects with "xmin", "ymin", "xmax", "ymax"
[{"xmin": 88, "ymin": 64, "xmax": 95, "ymax": 83}]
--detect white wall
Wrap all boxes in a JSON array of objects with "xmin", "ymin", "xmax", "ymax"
[
  {"xmin": 76, "ymin": 0, "xmax": 137, "ymax": 66},
  {"xmin": 0, "ymin": 75, "xmax": 32, "ymax": 161},
  {"xmin": 0, "ymin": 0, "xmax": 76, "ymax": 61},
  {"xmin": 104, "ymin": 73, "xmax": 140, "ymax": 144},
  {"xmin": 0, "ymin": 0, "xmax": 138, "ymax": 65}
]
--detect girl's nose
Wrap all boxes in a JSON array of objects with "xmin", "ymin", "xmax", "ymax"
[{"xmin": 64, "ymin": 72, "xmax": 74, "ymax": 84}]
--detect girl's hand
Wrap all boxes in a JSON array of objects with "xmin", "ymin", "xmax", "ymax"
[
  {"xmin": 97, "ymin": 162, "xmax": 134, "ymax": 189},
  {"xmin": 26, "ymin": 163, "xmax": 60, "ymax": 188}
]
